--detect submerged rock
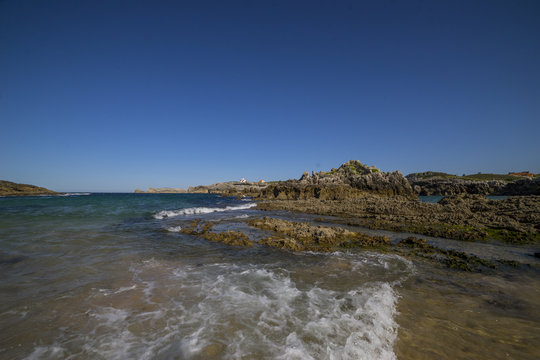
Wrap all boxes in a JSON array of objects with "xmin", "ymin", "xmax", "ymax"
[
  {"xmin": 179, "ymin": 221, "xmax": 253, "ymax": 247},
  {"xmin": 398, "ymin": 236, "xmax": 433, "ymax": 250},
  {"xmin": 248, "ymin": 217, "xmax": 389, "ymax": 252}
]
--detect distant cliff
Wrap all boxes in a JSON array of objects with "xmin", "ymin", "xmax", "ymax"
[
  {"xmin": 135, "ymin": 187, "xmax": 187, "ymax": 193},
  {"xmin": 134, "ymin": 181, "xmax": 267, "ymax": 195},
  {"xmin": 0, "ymin": 180, "xmax": 59, "ymax": 196}
]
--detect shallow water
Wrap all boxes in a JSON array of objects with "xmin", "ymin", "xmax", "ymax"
[
  {"xmin": 418, "ymin": 195, "xmax": 508, "ymax": 203},
  {"xmin": 0, "ymin": 194, "xmax": 538, "ymax": 359}
]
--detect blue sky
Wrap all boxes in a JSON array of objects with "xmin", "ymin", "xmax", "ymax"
[{"xmin": 1, "ymin": 0, "xmax": 539, "ymax": 192}]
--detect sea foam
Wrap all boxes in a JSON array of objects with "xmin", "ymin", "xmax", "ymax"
[
  {"xmin": 25, "ymin": 252, "xmax": 408, "ymax": 360},
  {"xmin": 153, "ymin": 203, "xmax": 256, "ymax": 219}
]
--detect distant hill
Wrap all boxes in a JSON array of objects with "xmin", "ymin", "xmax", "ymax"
[
  {"xmin": 0, "ymin": 180, "xmax": 59, "ymax": 196},
  {"xmin": 406, "ymin": 171, "xmax": 534, "ymax": 183}
]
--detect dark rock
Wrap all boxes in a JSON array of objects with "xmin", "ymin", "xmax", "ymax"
[
  {"xmin": 398, "ymin": 236, "xmax": 432, "ymax": 249},
  {"xmin": 495, "ymin": 177, "xmax": 540, "ymax": 196},
  {"xmin": 406, "ymin": 177, "xmax": 506, "ymax": 196}
]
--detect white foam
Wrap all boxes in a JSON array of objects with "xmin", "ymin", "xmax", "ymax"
[
  {"xmin": 153, "ymin": 203, "xmax": 256, "ymax": 219},
  {"xmin": 98, "ymin": 285, "xmax": 138, "ymax": 296},
  {"xmin": 24, "ymin": 345, "xmax": 65, "ymax": 360},
  {"xmin": 166, "ymin": 226, "xmax": 183, "ymax": 232},
  {"xmin": 169, "ymin": 263, "xmax": 401, "ymax": 359},
  {"xmin": 34, "ymin": 254, "xmax": 409, "ymax": 359}
]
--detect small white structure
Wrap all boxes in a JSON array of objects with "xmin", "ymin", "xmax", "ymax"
[{"xmin": 240, "ymin": 178, "xmax": 247, "ymax": 183}]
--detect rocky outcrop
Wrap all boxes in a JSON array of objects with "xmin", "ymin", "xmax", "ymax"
[
  {"xmin": 0, "ymin": 180, "xmax": 59, "ymax": 196},
  {"xmin": 496, "ymin": 177, "xmax": 540, "ymax": 196},
  {"xmin": 248, "ymin": 217, "xmax": 390, "ymax": 252},
  {"xmin": 407, "ymin": 178, "xmax": 506, "ymax": 196},
  {"xmin": 178, "ymin": 220, "xmax": 253, "ymax": 247},
  {"xmin": 256, "ymin": 194, "xmax": 540, "ymax": 244},
  {"xmin": 257, "ymin": 184, "xmax": 367, "ymax": 200},
  {"xmin": 406, "ymin": 172, "xmax": 540, "ymax": 196},
  {"xmin": 258, "ymin": 160, "xmax": 414, "ymax": 200}
]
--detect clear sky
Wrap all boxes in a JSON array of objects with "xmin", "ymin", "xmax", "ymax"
[{"xmin": 1, "ymin": 0, "xmax": 539, "ymax": 192}]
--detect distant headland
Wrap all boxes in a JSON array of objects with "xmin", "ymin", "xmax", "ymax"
[{"xmin": 0, "ymin": 180, "xmax": 59, "ymax": 197}]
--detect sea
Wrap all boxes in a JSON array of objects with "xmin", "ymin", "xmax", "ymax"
[{"xmin": 0, "ymin": 193, "xmax": 538, "ymax": 360}]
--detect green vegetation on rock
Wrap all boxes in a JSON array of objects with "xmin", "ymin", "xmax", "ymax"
[
  {"xmin": 0, "ymin": 180, "xmax": 58, "ymax": 196},
  {"xmin": 486, "ymin": 228, "xmax": 540, "ymax": 245}
]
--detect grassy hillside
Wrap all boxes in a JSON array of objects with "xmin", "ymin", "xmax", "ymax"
[{"xmin": 0, "ymin": 180, "xmax": 59, "ymax": 196}]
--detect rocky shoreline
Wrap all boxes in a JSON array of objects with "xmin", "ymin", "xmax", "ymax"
[
  {"xmin": 168, "ymin": 214, "xmax": 528, "ymax": 273},
  {"xmin": 158, "ymin": 160, "xmax": 539, "ymax": 272},
  {"xmin": 255, "ymin": 194, "xmax": 540, "ymax": 244}
]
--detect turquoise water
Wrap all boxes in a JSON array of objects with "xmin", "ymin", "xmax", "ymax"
[
  {"xmin": 1, "ymin": 194, "xmax": 538, "ymax": 359},
  {"xmin": 419, "ymin": 195, "xmax": 509, "ymax": 203},
  {"xmin": 418, "ymin": 195, "xmax": 444, "ymax": 203}
]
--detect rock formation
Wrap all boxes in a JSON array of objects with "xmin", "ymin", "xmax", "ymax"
[
  {"xmin": 406, "ymin": 172, "xmax": 540, "ymax": 196},
  {"xmin": 256, "ymin": 194, "xmax": 540, "ymax": 244},
  {"xmin": 258, "ymin": 160, "xmax": 414, "ymax": 200},
  {"xmin": 406, "ymin": 177, "xmax": 506, "ymax": 196},
  {"xmin": 496, "ymin": 177, "xmax": 540, "ymax": 196}
]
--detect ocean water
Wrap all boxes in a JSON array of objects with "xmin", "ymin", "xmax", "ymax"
[{"xmin": 0, "ymin": 194, "xmax": 538, "ymax": 359}]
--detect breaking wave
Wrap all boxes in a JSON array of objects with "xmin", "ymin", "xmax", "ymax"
[
  {"xmin": 166, "ymin": 226, "xmax": 183, "ymax": 232},
  {"xmin": 24, "ymin": 254, "xmax": 408, "ymax": 360},
  {"xmin": 153, "ymin": 203, "xmax": 256, "ymax": 219}
]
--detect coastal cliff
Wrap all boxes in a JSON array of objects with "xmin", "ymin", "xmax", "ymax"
[{"xmin": 0, "ymin": 180, "xmax": 59, "ymax": 196}]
